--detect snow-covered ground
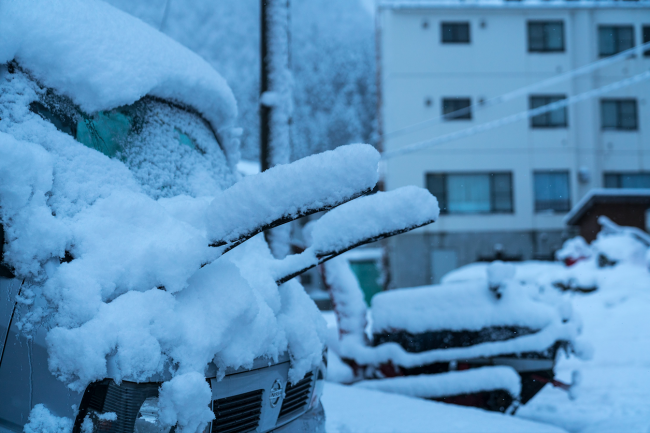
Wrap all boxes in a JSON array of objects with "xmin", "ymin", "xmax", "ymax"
[
  {"xmin": 517, "ymin": 265, "xmax": 650, "ymax": 432},
  {"xmin": 322, "ymin": 382, "xmax": 567, "ymax": 433}
]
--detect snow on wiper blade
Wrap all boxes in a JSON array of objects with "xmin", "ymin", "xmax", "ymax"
[
  {"xmin": 274, "ymin": 186, "xmax": 439, "ymax": 285},
  {"xmin": 206, "ymin": 144, "xmax": 380, "ymax": 250}
]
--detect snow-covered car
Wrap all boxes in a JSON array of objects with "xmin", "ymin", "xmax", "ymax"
[
  {"xmin": 0, "ymin": 2, "xmax": 440, "ymax": 433},
  {"xmin": 326, "ymin": 260, "xmax": 588, "ymax": 414}
]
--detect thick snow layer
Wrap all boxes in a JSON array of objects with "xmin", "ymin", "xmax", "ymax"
[
  {"xmin": 322, "ymin": 383, "xmax": 567, "ymax": 433},
  {"xmin": 23, "ymin": 404, "xmax": 73, "ymax": 433},
  {"xmin": 355, "ymin": 366, "xmax": 522, "ymax": 399},
  {"xmin": 310, "ymin": 186, "xmax": 439, "ymax": 254},
  {"xmin": 272, "ymin": 186, "xmax": 438, "ymax": 283},
  {"xmin": 371, "ymin": 279, "xmax": 567, "ymax": 333},
  {"xmin": 322, "ymin": 257, "xmax": 368, "ymax": 340},
  {"xmin": 0, "ymin": 0, "xmax": 241, "ymax": 167},
  {"xmin": 206, "ymin": 144, "xmax": 380, "ymax": 244},
  {"xmin": 1, "ymin": 56, "xmax": 325, "ymax": 429}
]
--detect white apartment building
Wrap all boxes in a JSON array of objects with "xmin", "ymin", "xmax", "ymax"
[{"xmin": 378, "ymin": 0, "xmax": 650, "ymax": 288}]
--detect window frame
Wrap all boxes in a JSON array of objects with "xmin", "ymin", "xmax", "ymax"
[
  {"xmin": 529, "ymin": 95, "xmax": 569, "ymax": 128},
  {"xmin": 527, "ymin": 21, "xmax": 566, "ymax": 53},
  {"xmin": 442, "ymin": 97, "xmax": 472, "ymax": 121},
  {"xmin": 441, "ymin": 22, "xmax": 471, "ymax": 44},
  {"xmin": 426, "ymin": 172, "xmax": 514, "ymax": 215},
  {"xmin": 598, "ymin": 25, "xmax": 635, "ymax": 57},
  {"xmin": 533, "ymin": 170, "xmax": 571, "ymax": 213},
  {"xmin": 600, "ymin": 98, "xmax": 638, "ymax": 131}
]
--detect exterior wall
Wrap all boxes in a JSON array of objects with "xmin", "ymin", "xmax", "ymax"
[
  {"xmin": 379, "ymin": 2, "xmax": 650, "ymax": 288},
  {"xmin": 387, "ymin": 229, "xmax": 574, "ymax": 287},
  {"xmin": 578, "ymin": 202, "xmax": 650, "ymax": 242}
]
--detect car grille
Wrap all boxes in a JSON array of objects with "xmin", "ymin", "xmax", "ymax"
[
  {"xmin": 212, "ymin": 389, "xmax": 263, "ymax": 433},
  {"xmin": 278, "ymin": 371, "xmax": 314, "ymax": 420}
]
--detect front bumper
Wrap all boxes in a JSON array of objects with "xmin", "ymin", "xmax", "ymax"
[{"xmin": 272, "ymin": 402, "xmax": 325, "ymax": 433}]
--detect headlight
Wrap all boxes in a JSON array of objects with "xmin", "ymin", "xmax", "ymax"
[
  {"xmin": 134, "ymin": 397, "xmax": 172, "ymax": 433},
  {"xmin": 73, "ymin": 380, "xmax": 163, "ymax": 433}
]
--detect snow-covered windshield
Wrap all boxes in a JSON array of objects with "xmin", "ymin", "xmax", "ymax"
[{"xmin": 31, "ymin": 92, "xmax": 235, "ymax": 198}]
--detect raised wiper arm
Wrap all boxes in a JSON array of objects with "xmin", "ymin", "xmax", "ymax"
[
  {"xmin": 273, "ymin": 186, "xmax": 440, "ymax": 285},
  {"xmin": 206, "ymin": 144, "xmax": 380, "ymax": 252}
]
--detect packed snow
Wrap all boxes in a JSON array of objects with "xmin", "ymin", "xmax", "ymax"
[
  {"xmin": 354, "ymin": 366, "xmax": 522, "ymax": 399},
  {"xmin": 322, "ymin": 380, "xmax": 567, "ymax": 433}
]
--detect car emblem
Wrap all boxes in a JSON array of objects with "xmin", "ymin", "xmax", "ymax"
[{"xmin": 269, "ymin": 379, "xmax": 284, "ymax": 407}]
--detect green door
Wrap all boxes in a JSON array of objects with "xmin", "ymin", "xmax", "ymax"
[{"xmin": 349, "ymin": 260, "xmax": 382, "ymax": 305}]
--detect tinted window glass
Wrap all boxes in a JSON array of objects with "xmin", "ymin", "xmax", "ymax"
[
  {"xmin": 528, "ymin": 21, "xmax": 565, "ymax": 52},
  {"xmin": 604, "ymin": 173, "xmax": 650, "ymax": 188},
  {"xmin": 601, "ymin": 99, "xmax": 638, "ymax": 130},
  {"xmin": 426, "ymin": 172, "xmax": 513, "ymax": 214},
  {"xmin": 442, "ymin": 98, "xmax": 472, "ymax": 120},
  {"xmin": 441, "ymin": 23, "xmax": 470, "ymax": 43},
  {"xmin": 599, "ymin": 26, "xmax": 635, "ymax": 57},
  {"xmin": 534, "ymin": 171, "xmax": 570, "ymax": 212},
  {"xmin": 530, "ymin": 95, "xmax": 568, "ymax": 128},
  {"xmin": 30, "ymin": 94, "xmax": 235, "ymax": 198}
]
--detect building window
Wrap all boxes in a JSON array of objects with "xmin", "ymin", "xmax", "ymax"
[
  {"xmin": 528, "ymin": 21, "xmax": 565, "ymax": 52},
  {"xmin": 441, "ymin": 22, "xmax": 470, "ymax": 43},
  {"xmin": 426, "ymin": 172, "xmax": 513, "ymax": 214},
  {"xmin": 599, "ymin": 25, "xmax": 634, "ymax": 57},
  {"xmin": 601, "ymin": 99, "xmax": 638, "ymax": 131},
  {"xmin": 604, "ymin": 172, "xmax": 650, "ymax": 189},
  {"xmin": 534, "ymin": 171, "xmax": 570, "ymax": 213},
  {"xmin": 442, "ymin": 97, "xmax": 472, "ymax": 120},
  {"xmin": 644, "ymin": 25, "xmax": 650, "ymax": 56},
  {"xmin": 530, "ymin": 95, "xmax": 568, "ymax": 128}
]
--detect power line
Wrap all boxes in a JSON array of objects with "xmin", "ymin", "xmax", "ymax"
[
  {"xmin": 384, "ymin": 41, "xmax": 650, "ymax": 140},
  {"xmin": 382, "ymin": 69, "xmax": 650, "ymax": 160}
]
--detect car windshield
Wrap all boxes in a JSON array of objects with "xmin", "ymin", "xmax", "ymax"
[{"xmin": 31, "ymin": 93, "xmax": 236, "ymax": 198}]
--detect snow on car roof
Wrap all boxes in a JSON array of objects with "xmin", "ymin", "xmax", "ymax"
[
  {"xmin": 371, "ymin": 279, "xmax": 565, "ymax": 334},
  {"xmin": 0, "ymin": 0, "xmax": 241, "ymax": 166}
]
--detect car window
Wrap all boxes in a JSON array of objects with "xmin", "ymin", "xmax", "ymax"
[{"xmin": 30, "ymin": 94, "xmax": 235, "ymax": 198}]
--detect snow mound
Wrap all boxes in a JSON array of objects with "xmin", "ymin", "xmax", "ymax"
[
  {"xmin": 206, "ymin": 144, "xmax": 380, "ymax": 245},
  {"xmin": 556, "ymin": 237, "xmax": 592, "ymax": 263},
  {"xmin": 355, "ymin": 366, "xmax": 521, "ymax": 399},
  {"xmin": 0, "ymin": 0, "xmax": 240, "ymax": 166},
  {"xmin": 23, "ymin": 404, "xmax": 73, "ymax": 433}
]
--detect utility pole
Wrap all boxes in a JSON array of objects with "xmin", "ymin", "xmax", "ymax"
[{"xmin": 260, "ymin": 0, "xmax": 293, "ymax": 258}]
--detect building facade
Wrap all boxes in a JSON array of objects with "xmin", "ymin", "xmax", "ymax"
[{"xmin": 378, "ymin": 0, "xmax": 650, "ymax": 288}]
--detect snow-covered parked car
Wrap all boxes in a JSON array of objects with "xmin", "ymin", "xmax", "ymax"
[
  {"xmin": 326, "ymin": 260, "xmax": 589, "ymax": 414},
  {"xmin": 0, "ymin": 1, "xmax": 439, "ymax": 432}
]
